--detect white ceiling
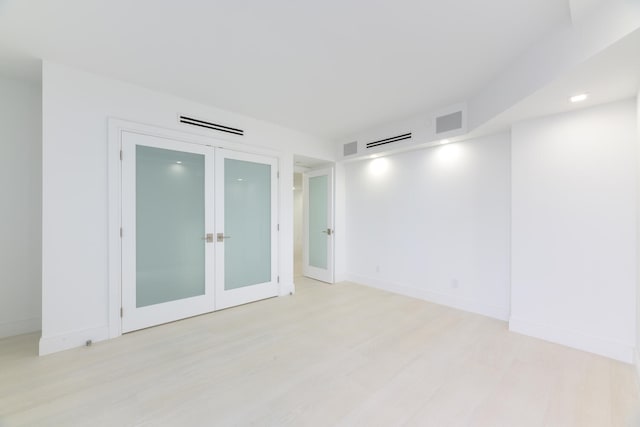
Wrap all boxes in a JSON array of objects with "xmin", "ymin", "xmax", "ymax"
[
  {"xmin": 473, "ymin": 28, "xmax": 640, "ymax": 138},
  {"xmin": 0, "ymin": 0, "xmax": 573, "ymax": 140}
]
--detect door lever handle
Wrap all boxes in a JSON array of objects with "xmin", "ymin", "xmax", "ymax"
[
  {"xmin": 321, "ymin": 228, "xmax": 333, "ymax": 236},
  {"xmin": 202, "ymin": 233, "xmax": 214, "ymax": 243},
  {"xmin": 217, "ymin": 233, "xmax": 232, "ymax": 242}
]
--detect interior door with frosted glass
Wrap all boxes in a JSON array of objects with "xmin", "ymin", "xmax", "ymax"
[
  {"xmin": 214, "ymin": 149, "xmax": 279, "ymax": 310},
  {"xmin": 303, "ymin": 168, "xmax": 334, "ymax": 283},
  {"xmin": 121, "ymin": 131, "xmax": 214, "ymax": 332}
]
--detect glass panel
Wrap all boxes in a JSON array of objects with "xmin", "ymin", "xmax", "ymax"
[
  {"xmin": 309, "ymin": 175, "xmax": 328, "ymax": 269},
  {"xmin": 136, "ymin": 146, "xmax": 205, "ymax": 307},
  {"xmin": 224, "ymin": 158, "xmax": 271, "ymax": 290}
]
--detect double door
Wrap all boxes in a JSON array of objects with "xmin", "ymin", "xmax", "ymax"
[{"xmin": 121, "ymin": 131, "xmax": 278, "ymax": 332}]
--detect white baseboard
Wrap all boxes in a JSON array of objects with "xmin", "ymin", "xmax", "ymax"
[
  {"xmin": 509, "ymin": 317, "xmax": 634, "ymax": 363},
  {"xmin": 0, "ymin": 317, "xmax": 41, "ymax": 339},
  {"xmin": 39, "ymin": 325, "xmax": 110, "ymax": 356},
  {"xmin": 346, "ymin": 274, "xmax": 510, "ymax": 321}
]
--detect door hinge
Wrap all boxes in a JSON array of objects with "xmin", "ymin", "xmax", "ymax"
[
  {"xmin": 277, "ymin": 224, "xmax": 279, "ymax": 231},
  {"xmin": 277, "ymin": 171, "xmax": 279, "ymax": 179},
  {"xmin": 120, "ymin": 307, "xmax": 123, "ymax": 318},
  {"xmin": 120, "ymin": 227, "xmax": 123, "ymax": 238},
  {"xmin": 277, "ymin": 276, "xmax": 280, "ymax": 283},
  {"xmin": 120, "ymin": 150, "xmax": 123, "ymax": 161}
]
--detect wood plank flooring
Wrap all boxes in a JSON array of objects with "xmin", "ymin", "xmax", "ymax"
[{"xmin": 1, "ymin": 278, "xmax": 639, "ymax": 426}]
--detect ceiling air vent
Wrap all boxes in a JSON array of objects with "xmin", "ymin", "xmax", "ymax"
[
  {"xmin": 435, "ymin": 111, "xmax": 463, "ymax": 134},
  {"xmin": 365, "ymin": 132, "xmax": 412, "ymax": 149},
  {"xmin": 179, "ymin": 115, "xmax": 244, "ymax": 136},
  {"xmin": 343, "ymin": 141, "xmax": 358, "ymax": 156}
]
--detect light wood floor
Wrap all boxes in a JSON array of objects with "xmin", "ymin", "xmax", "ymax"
[{"xmin": 1, "ymin": 278, "xmax": 639, "ymax": 426}]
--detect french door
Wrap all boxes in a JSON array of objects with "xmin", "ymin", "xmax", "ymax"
[
  {"xmin": 121, "ymin": 131, "xmax": 278, "ymax": 332},
  {"xmin": 214, "ymin": 149, "xmax": 279, "ymax": 309},
  {"xmin": 303, "ymin": 167, "xmax": 334, "ymax": 283}
]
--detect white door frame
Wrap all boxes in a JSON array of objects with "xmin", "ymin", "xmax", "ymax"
[
  {"xmin": 302, "ymin": 167, "xmax": 335, "ymax": 283},
  {"xmin": 107, "ymin": 118, "xmax": 286, "ymax": 339}
]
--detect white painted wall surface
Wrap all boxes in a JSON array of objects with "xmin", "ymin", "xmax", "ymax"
[
  {"xmin": 636, "ymin": 89, "xmax": 640, "ymax": 376},
  {"xmin": 510, "ymin": 99, "xmax": 637, "ymax": 363},
  {"xmin": 41, "ymin": 62, "xmax": 334, "ymax": 354},
  {"xmin": 333, "ymin": 161, "xmax": 347, "ymax": 283},
  {"xmin": 345, "ymin": 134, "xmax": 511, "ymax": 320},
  {"xmin": 0, "ymin": 76, "xmax": 42, "ymax": 338}
]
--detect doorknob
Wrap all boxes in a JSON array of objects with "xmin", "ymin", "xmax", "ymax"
[
  {"xmin": 202, "ymin": 233, "xmax": 214, "ymax": 243},
  {"xmin": 321, "ymin": 228, "xmax": 333, "ymax": 236},
  {"xmin": 217, "ymin": 233, "xmax": 232, "ymax": 242}
]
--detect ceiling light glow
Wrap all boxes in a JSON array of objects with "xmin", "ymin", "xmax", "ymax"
[
  {"xmin": 570, "ymin": 93, "xmax": 588, "ymax": 103},
  {"xmin": 440, "ymin": 139, "xmax": 450, "ymax": 145}
]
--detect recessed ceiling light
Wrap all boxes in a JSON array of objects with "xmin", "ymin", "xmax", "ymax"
[
  {"xmin": 440, "ymin": 139, "xmax": 450, "ymax": 144},
  {"xmin": 570, "ymin": 93, "xmax": 588, "ymax": 103},
  {"xmin": 237, "ymin": 178, "xmax": 243, "ymax": 181},
  {"xmin": 369, "ymin": 154, "xmax": 379, "ymax": 159},
  {"xmin": 176, "ymin": 161, "xmax": 182, "ymax": 164}
]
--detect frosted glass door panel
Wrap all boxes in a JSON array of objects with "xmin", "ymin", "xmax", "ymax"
[
  {"xmin": 136, "ymin": 146, "xmax": 205, "ymax": 307},
  {"xmin": 308, "ymin": 175, "xmax": 328, "ymax": 269},
  {"xmin": 224, "ymin": 158, "xmax": 271, "ymax": 290}
]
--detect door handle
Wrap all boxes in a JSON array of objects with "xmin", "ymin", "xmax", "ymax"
[
  {"xmin": 217, "ymin": 233, "xmax": 232, "ymax": 242},
  {"xmin": 202, "ymin": 233, "xmax": 214, "ymax": 243},
  {"xmin": 321, "ymin": 228, "xmax": 333, "ymax": 236}
]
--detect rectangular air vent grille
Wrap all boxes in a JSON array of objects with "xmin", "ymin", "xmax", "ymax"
[
  {"xmin": 179, "ymin": 115, "xmax": 244, "ymax": 136},
  {"xmin": 435, "ymin": 111, "xmax": 463, "ymax": 134},
  {"xmin": 343, "ymin": 141, "xmax": 358, "ymax": 156},
  {"xmin": 365, "ymin": 132, "xmax": 412, "ymax": 149}
]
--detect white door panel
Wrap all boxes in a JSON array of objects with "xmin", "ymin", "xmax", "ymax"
[
  {"xmin": 121, "ymin": 131, "xmax": 215, "ymax": 332},
  {"xmin": 214, "ymin": 149, "xmax": 279, "ymax": 309},
  {"xmin": 303, "ymin": 168, "xmax": 334, "ymax": 283}
]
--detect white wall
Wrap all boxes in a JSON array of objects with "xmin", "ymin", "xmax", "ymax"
[
  {"xmin": 0, "ymin": 76, "xmax": 42, "ymax": 338},
  {"xmin": 334, "ymin": 162, "xmax": 347, "ymax": 283},
  {"xmin": 637, "ymin": 89, "xmax": 640, "ymax": 375},
  {"xmin": 345, "ymin": 134, "xmax": 511, "ymax": 320},
  {"xmin": 41, "ymin": 62, "xmax": 334, "ymax": 354},
  {"xmin": 510, "ymin": 99, "xmax": 637, "ymax": 363}
]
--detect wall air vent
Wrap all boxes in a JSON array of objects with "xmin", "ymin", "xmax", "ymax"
[
  {"xmin": 179, "ymin": 115, "xmax": 244, "ymax": 136},
  {"xmin": 435, "ymin": 111, "xmax": 463, "ymax": 134},
  {"xmin": 365, "ymin": 132, "xmax": 412, "ymax": 149},
  {"xmin": 343, "ymin": 141, "xmax": 358, "ymax": 156}
]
